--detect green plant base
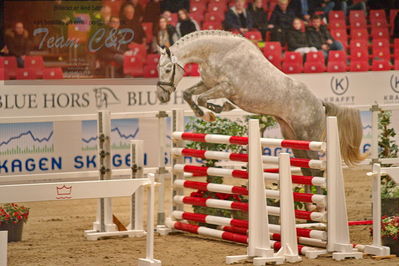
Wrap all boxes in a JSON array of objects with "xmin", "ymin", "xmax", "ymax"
[
  {"xmin": 382, "ymin": 198, "xmax": 399, "ymax": 217},
  {"xmin": 382, "ymin": 237, "xmax": 399, "ymax": 256},
  {"xmin": 0, "ymin": 220, "xmax": 24, "ymax": 242}
]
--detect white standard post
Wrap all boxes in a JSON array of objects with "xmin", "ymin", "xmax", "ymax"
[
  {"xmin": 227, "ymin": 119, "xmax": 284, "ymax": 265},
  {"xmin": 364, "ymin": 163, "xmax": 391, "ymax": 256},
  {"xmin": 0, "ymin": 231, "xmax": 7, "ymax": 266},
  {"xmin": 156, "ymin": 111, "xmax": 168, "ymax": 228},
  {"xmin": 326, "ymin": 116, "xmax": 362, "ymax": 260},
  {"xmin": 276, "ymin": 153, "xmax": 301, "ymax": 263},
  {"xmin": 138, "ymin": 173, "xmax": 162, "ymax": 266},
  {"xmin": 93, "ymin": 110, "xmax": 116, "ymax": 234},
  {"xmin": 128, "ymin": 140, "xmax": 146, "ymax": 236},
  {"xmin": 371, "ymin": 105, "xmax": 379, "ymax": 163},
  {"xmin": 171, "ymin": 110, "xmax": 185, "ymax": 214}
]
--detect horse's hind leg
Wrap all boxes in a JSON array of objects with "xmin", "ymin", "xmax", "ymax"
[{"xmin": 196, "ymin": 82, "xmax": 235, "ymax": 114}]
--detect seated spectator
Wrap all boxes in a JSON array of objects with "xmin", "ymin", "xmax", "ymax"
[
  {"xmin": 161, "ymin": 0, "xmax": 190, "ymax": 13},
  {"xmin": 287, "ymin": 18, "xmax": 317, "ymax": 55},
  {"xmin": 176, "ymin": 9, "xmax": 200, "ymax": 37},
  {"xmin": 319, "ymin": 0, "xmax": 335, "ymax": 17},
  {"xmin": 120, "ymin": 4, "xmax": 146, "ymax": 44},
  {"xmin": 248, "ymin": 0, "xmax": 269, "ymax": 40},
  {"xmin": 4, "ymin": 22, "xmax": 32, "ymax": 67},
  {"xmin": 306, "ymin": 15, "xmax": 343, "ymax": 58},
  {"xmin": 143, "ymin": 0, "xmax": 161, "ymax": 28},
  {"xmin": 96, "ymin": 17, "xmax": 131, "ymax": 76},
  {"xmin": 224, "ymin": 0, "xmax": 254, "ymax": 34},
  {"xmin": 120, "ymin": 0, "xmax": 145, "ymax": 22},
  {"xmin": 152, "ymin": 16, "xmax": 178, "ymax": 53},
  {"xmin": 333, "ymin": 0, "xmax": 366, "ymax": 17},
  {"xmin": 268, "ymin": 0, "xmax": 296, "ymax": 45},
  {"xmin": 90, "ymin": 5, "xmax": 112, "ymax": 39}
]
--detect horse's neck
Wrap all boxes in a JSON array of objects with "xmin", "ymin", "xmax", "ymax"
[{"xmin": 171, "ymin": 36, "xmax": 239, "ymax": 65}]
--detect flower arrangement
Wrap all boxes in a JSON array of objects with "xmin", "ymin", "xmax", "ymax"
[
  {"xmin": 0, "ymin": 203, "xmax": 30, "ymax": 225},
  {"xmin": 381, "ymin": 216, "xmax": 399, "ymax": 240}
]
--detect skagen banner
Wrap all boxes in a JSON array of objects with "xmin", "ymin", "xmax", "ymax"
[{"xmin": 1, "ymin": 70, "xmax": 398, "ymax": 175}]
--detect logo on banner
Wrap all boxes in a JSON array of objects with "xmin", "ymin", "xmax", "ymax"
[
  {"xmin": 93, "ymin": 87, "xmax": 121, "ymax": 108},
  {"xmin": 330, "ymin": 76, "xmax": 349, "ymax": 95},
  {"xmin": 390, "ymin": 74, "xmax": 399, "ymax": 93},
  {"xmin": 56, "ymin": 185, "xmax": 72, "ymax": 199}
]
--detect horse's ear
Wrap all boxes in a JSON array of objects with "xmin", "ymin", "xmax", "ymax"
[{"xmin": 165, "ymin": 46, "xmax": 171, "ymax": 57}]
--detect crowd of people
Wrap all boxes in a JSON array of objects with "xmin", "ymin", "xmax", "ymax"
[{"xmin": 1, "ymin": 0, "xmax": 399, "ymax": 78}]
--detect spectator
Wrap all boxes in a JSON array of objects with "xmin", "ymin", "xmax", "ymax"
[
  {"xmin": 319, "ymin": 0, "xmax": 335, "ymax": 17},
  {"xmin": 306, "ymin": 15, "xmax": 343, "ymax": 58},
  {"xmin": 120, "ymin": 4, "xmax": 146, "ymax": 44},
  {"xmin": 120, "ymin": 0, "xmax": 145, "ymax": 22},
  {"xmin": 90, "ymin": 5, "xmax": 112, "ymax": 39},
  {"xmin": 143, "ymin": 0, "xmax": 161, "ymax": 27},
  {"xmin": 96, "ymin": 17, "xmax": 130, "ymax": 76},
  {"xmin": 176, "ymin": 9, "xmax": 200, "ymax": 37},
  {"xmin": 224, "ymin": 0, "xmax": 254, "ymax": 34},
  {"xmin": 394, "ymin": 11, "xmax": 399, "ymax": 39},
  {"xmin": 152, "ymin": 16, "xmax": 178, "ymax": 53},
  {"xmin": 333, "ymin": 0, "xmax": 366, "ymax": 17},
  {"xmin": 268, "ymin": 0, "xmax": 296, "ymax": 45},
  {"xmin": 4, "ymin": 22, "xmax": 32, "ymax": 67},
  {"xmin": 287, "ymin": 18, "xmax": 317, "ymax": 55},
  {"xmin": 161, "ymin": 0, "xmax": 190, "ymax": 13},
  {"xmin": 248, "ymin": 0, "xmax": 269, "ymax": 39}
]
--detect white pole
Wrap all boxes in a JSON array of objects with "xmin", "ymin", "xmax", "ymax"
[
  {"xmin": 172, "ymin": 110, "xmax": 185, "ymax": 213},
  {"xmin": 157, "ymin": 111, "xmax": 168, "ymax": 226},
  {"xmin": 276, "ymin": 153, "xmax": 301, "ymax": 262},
  {"xmin": 0, "ymin": 231, "xmax": 7, "ymax": 266},
  {"xmin": 371, "ymin": 105, "xmax": 379, "ymax": 162}
]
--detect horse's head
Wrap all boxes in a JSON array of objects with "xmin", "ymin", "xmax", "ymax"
[{"xmin": 156, "ymin": 46, "xmax": 185, "ymax": 103}]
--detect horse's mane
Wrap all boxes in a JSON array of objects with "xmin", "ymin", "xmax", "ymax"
[{"xmin": 173, "ymin": 30, "xmax": 246, "ymax": 48}]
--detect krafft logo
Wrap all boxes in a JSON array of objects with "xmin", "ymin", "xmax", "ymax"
[
  {"xmin": 93, "ymin": 87, "xmax": 121, "ymax": 108},
  {"xmin": 390, "ymin": 74, "xmax": 399, "ymax": 93},
  {"xmin": 330, "ymin": 76, "xmax": 349, "ymax": 95}
]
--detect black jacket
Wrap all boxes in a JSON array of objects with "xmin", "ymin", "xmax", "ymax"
[
  {"xmin": 224, "ymin": 7, "xmax": 254, "ymax": 30},
  {"xmin": 5, "ymin": 29, "xmax": 31, "ymax": 57},
  {"xmin": 287, "ymin": 29, "xmax": 310, "ymax": 51},
  {"xmin": 306, "ymin": 25, "xmax": 333, "ymax": 49},
  {"xmin": 248, "ymin": 6, "xmax": 268, "ymax": 30},
  {"xmin": 268, "ymin": 6, "xmax": 296, "ymax": 30}
]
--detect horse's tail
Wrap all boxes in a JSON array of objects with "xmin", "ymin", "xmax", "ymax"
[{"xmin": 322, "ymin": 101, "xmax": 368, "ymax": 166}]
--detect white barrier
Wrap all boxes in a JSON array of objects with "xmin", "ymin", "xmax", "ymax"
[{"xmin": 0, "ymin": 231, "xmax": 6, "ymax": 266}]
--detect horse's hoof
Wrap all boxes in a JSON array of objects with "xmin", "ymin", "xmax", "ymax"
[{"xmin": 203, "ymin": 112, "xmax": 216, "ymax": 122}]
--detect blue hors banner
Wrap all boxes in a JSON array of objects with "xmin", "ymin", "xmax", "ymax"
[{"xmin": 1, "ymin": 71, "xmax": 399, "ymax": 175}]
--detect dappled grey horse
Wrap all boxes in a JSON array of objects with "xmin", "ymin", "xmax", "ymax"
[{"xmin": 156, "ymin": 30, "xmax": 365, "ymax": 174}]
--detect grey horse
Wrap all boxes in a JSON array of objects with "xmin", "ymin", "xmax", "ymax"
[{"xmin": 156, "ymin": 30, "xmax": 365, "ymax": 169}]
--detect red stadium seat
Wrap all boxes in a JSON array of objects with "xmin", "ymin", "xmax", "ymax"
[
  {"xmin": 124, "ymin": 56, "xmax": 144, "ymax": 76},
  {"xmin": 43, "ymin": 68, "xmax": 63, "ymax": 79},
  {"xmin": 329, "ymin": 11, "xmax": 345, "ymax": 22},
  {"xmin": 327, "ymin": 61, "xmax": 347, "ymax": 72},
  {"xmin": 192, "ymin": 0, "xmax": 208, "ymax": 3},
  {"xmin": 394, "ymin": 38, "xmax": 399, "ymax": 59},
  {"xmin": 263, "ymin": 42, "xmax": 282, "ymax": 68},
  {"xmin": 244, "ymin": 31, "xmax": 262, "ymax": 41},
  {"xmin": 329, "ymin": 19, "xmax": 346, "ymax": 30},
  {"xmin": 304, "ymin": 62, "xmax": 326, "ymax": 73},
  {"xmin": 330, "ymin": 29, "xmax": 348, "ymax": 48},
  {"xmin": 0, "ymin": 68, "xmax": 9, "ymax": 80},
  {"xmin": 0, "ymin": 56, "xmax": 18, "ymax": 78},
  {"xmin": 24, "ymin": 56, "xmax": 45, "ymax": 77},
  {"xmin": 306, "ymin": 51, "xmax": 324, "ymax": 63},
  {"xmin": 190, "ymin": 2, "xmax": 207, "ymax": 13},
  {"xmin": 350, "ymin": 19, "xmax": 367, "ymax": 29},
  {"xmin": 190, "ymin": 12, "xmax": 204, "ymax": 23},
  {"xmin": 168, "ymin": 13, "xmax": 178, "ymax": 26},
  {"xmin": 128, "ymin": 43, "xmax": 147, "ymax": 61},
  {"xmin": 349, "ymin": 10, "xmax": 366, "ymax": 24},
  {"xmin": 282, "ymin": 52, "xmax": 303, "ymax": 73},
  {"xmin": 202, "ymin": 21, "xmax": 223, "ymax": 30},
  {"xmin": 371, "ymin": 27, "xmax": 389, "ymax": 40},
  {"xmin": 184, "ymin": 63, "xmax": 200, "ymax": 76},
  {"xmin": 146, "ymin": 54, "xmax": 160, "ymax": 66},
  {"xmin": 208, "ymin": 2, "xmax": 227, "ymax": 13},
  {"xmin": 204, "ymin": 12, "xmax": 224, "ymax": 23},
  {"xmin": 16, "ymin": 68, "xmax": 37, "ymax": 80},
  {"xmin": 350, "ymin": 39, "xmax": 368, "ymax": 52},
  {"xmin": 372, "ymin": 39, "xmax": 390, "ymax": 61},
  {"xmin": 327, "ymin": 51, "xmax": 347, "ymax": 72},
  {"xmin": 371, "ymin": 59, "xmax": 392, "ymax": 71},
  {"xmin": 141, "ymin": 22, "xmax": 153, "ymax": 43},
  {"xmin": 395, "ymin": 59, "xmax": 399, "ymax": 70},
  {"xmin": 103, "ymin": 0, "xmax": 122, "ymax": 16},
  {"xmin": 369, "ymin": 9, "xmax": 387, "ymax": 23},
  {"xmin": 350, "ymin": 61, "xmax": 369, "ymax": 72},
  {"xmin": 350, "ymin": 28, "xmax": 368, "ymax": 40},
  {"xmin": 144, "ymin": 64, "xmax": 158, "ymax": 77},
  {"xmin": 350, "ymin": 48, "xmax": 369, "ymax": 62}
]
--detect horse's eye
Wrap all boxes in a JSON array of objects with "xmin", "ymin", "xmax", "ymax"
[{"xmin": 165, "ymin": 69, "xmax": 171, "ymax": 73}]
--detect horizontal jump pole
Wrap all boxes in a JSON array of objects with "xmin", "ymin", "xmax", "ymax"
[
  {"xmin": 174, "ymin": 196, "xmax": 326, "ymax": 222},
  {"xmin": 166, "ymin": 220, "xmax": 326, "ymax": 256},
  {"xmin": 173, "ymin": 164, "xmax": 326, "ymax": 187},
  {"xmin": 174, "ymin": 180, "xmax": 326, "ymax": 206},
  {"xmin": 172, "ymin": 211, "xmax": 327, "ymax": 240},
  {"xmin": 220, "ymin": 226, "xmax": 327, "ymax": 248},
  {"xmin": 348, "ymin": 220, "xmax": 373, "ymax": 226},
  {"xmin": 173, "ymin": 148, "xmax": 325, "ymax": 170},
  {"xmin": 172, "ymin": 132, "xmax": 326, "ymax": 152}
]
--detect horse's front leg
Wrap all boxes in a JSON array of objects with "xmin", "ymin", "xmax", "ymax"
[
  {"xmin": 183, "ymin": 81, "xmax": 210, "ymax": 118},
  {"xmin": 197, "ymin": 82, "xmax": 234, "ymax": 121}
]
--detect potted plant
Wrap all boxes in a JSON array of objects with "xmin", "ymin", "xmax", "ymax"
[
  {"xmin": 381, "ymin": 216, "xmax": 399, "ymax": 255},
  {"xmin": 0, "ymin": 203, "xmax": 30, "ymax": 242},
  {"xmin": 378, "ymin": 111, "xmax": 399, "ymax": 217}
]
